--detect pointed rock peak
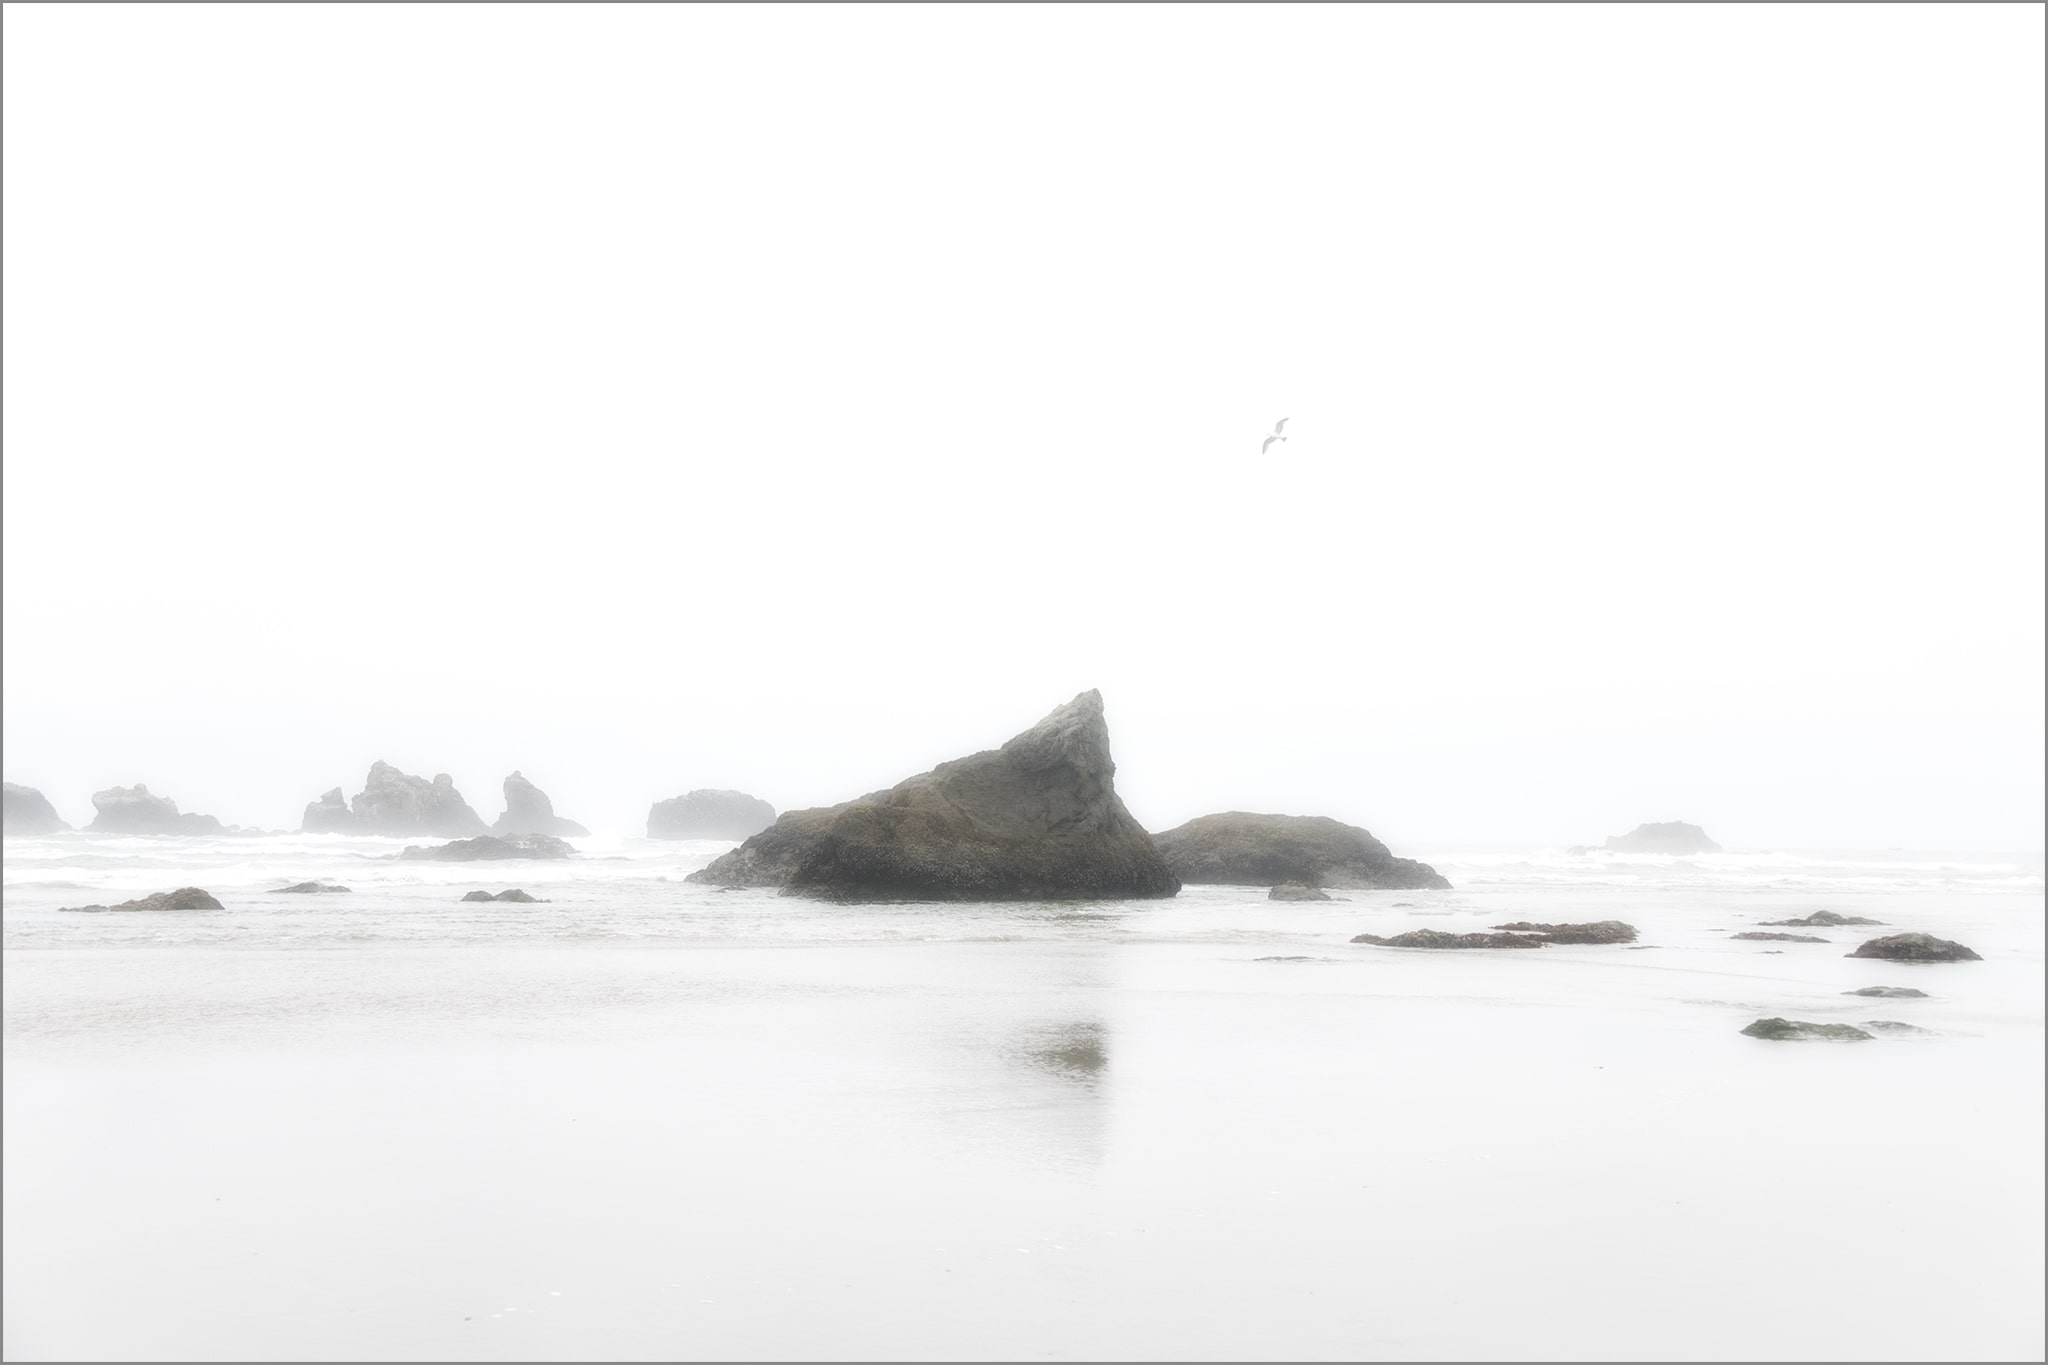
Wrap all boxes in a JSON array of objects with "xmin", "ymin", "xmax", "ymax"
[{"xmin": 1001, "ymin": 689, "xmax": 1112, "ymax": 775}]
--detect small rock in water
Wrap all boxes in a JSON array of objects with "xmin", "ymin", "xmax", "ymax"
[
  {"xmin": 1862, "ymin": 1019, "xmax": 1937, "ymax": 1036},
  {"xmin": 1253, "ymin": 955, "xmax": 1322, "ymax": 962},
  {"xmin": 1758, "ymin": 911, "xmax": 1885, "ymax": 927},
  {"xmin": 59, "ymin": 886, "xmax": 223, "ymax": 913},
  {"xmin": 1491, "ymin": 920, "xmax": 1637, "ymax": 944},
  {"xmin": 1268, "ymin": 882, "xmax": 1332, "ymax": 902},
  {"xmin": 1730, "ymin": 931, "xmax": 1830, "ymax": 943},
  {"xmin": 1847, "ymin": 932, "xmax": 1982, "ymax": 963},
  {"xmin": 400, "ymin": 834, "xmax": 575, "ymax": 862},
  {"xmin": 1843, "ymin": 985, "xmax": 1929, "ymax": 998},
  {"xmin": 460, "ymin": 888, "xmax": 548, "ymax": 902},
  {"xmin": 1741, "ymin": 1018, "xmax": 1875, "ymax": 1042},
  {"xmin": 276, "ymin": 882, "xmax": 351, "ymax": 894},
  {"xmin": 1351, "ymin": 928, "xmax": 1543, "ymax": 950}
]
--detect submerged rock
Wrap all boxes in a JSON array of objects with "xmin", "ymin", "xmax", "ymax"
[
  {"xmin": 1843, "ymin": 985, "xmax": 1929, "ymax": 999},
  {"xmin": 345, "ymin": 762, "xmax": 489, "ymax": 837},
  {"xmin": 1269, "ymin": 882, "xmax": 1333, "ymax": 902},
  {"xmin": 1491, "ymin": 919, "xmax": 1637, "ymax": 944},
  {"xmin": 59, "ymin": 886, "xmax": 223, "ymax": 912},
  {"xmin": 1862, "ymin": 1019, "xmax": 1937, "ymax": 1036},
  {"xmin": 459, "ymin": 888, "xmax": 547, "ymax": 902},
  {"xmin": 649, "ymin": 789, "xmax": 777, "ymax": 840},
  {"xmin": 687, "ymin": 691, "xmax": 1179, "ymax": 902},
  {"xmin": 3, "ymin": 782, "xmax": 69, "ymax": 835},
  {"xmin": 1741, "ymin": 1017, "xmax": 1874, "ymax": 1042},
  {"xmin": 398, "ymin": 833, "xmax": 575, "ymax": 861},
  {"xmin": 1847, "ymin": 933, "xmax": 1982, "ymax": 963},
  {"xmin": 1350, "ymin": 928, "xmax": 1543, "ymax": 950},
  {"xmin": 275, "ymin": 882, "xmax": 351, "ymax": 894},
  {"xmin": 1732, "ymin": 931, "xmax": 1830, "ymax": 943},
  {"xmin": 1151, "ymin": 812, "xmax": 1450, "ymax": 891},
  {"xmin": 1602, "ymin": 822, "xmax": 1722, "ymax": 854},
  {"xmin": 301, "ymin": 787, "xmax": 357, "ymax": 834},
  {"xmin": 85, "ymin": 784, "xmax": 226, "ymax": 836},
  {"xmin": 1759, "ymin": 911, "xmax": 1885, "ymax": 927},
  {"xmin": 491, "ymin": 772, "xmax": 590, "ymax": 838}
]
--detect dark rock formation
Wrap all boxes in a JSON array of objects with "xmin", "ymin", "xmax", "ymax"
[
  {"xmin": 1741, "ymin": 1018, "xmax": 1874, "ymax": 1042},
  {"xmin": 276, "ymin": 882, "xmax": 350, "ymax": 894},
  {"xmin": 460, "ymin": 888, "xmax": 547, "ymax": 902},
  {"xmin": 1491, "ymin": 920, "xmax": 1637, "ymax": 944},
  {"xmin": 1732, "ymin": 931, "xmax": 1830, "ymax": 943},
  {"xmin": 1350, "ymin": 928, "xmax": 1543, "ymax": 950},
  {"xmin": 686, "ymin": 691, "xmax": 1179, "ymax": 901},
  {"xmin": 649, "ymin": 789, "xmax": 777, "ymax": 840},
  {"xmin": 84, "ymin": 785, "xmax": 225, "ymax": 835},
  {"xmin": 491, "ymin": 772, "xmax": 589, "ymax": 838},
  {"xmin": 1602, "ymin": 821, "xmax": 1722, "ymax": 854},
  {"xmin": 345, "ymin": 762, "xmax": 488, "ymax": 837},
  {"xmin": 399, "ymin": 834, "xmax": 574, "ymax": 861},
  {"xmin": 302, "ymin": 788, "xmax": 357, "ymax": 834},
  {"xmin": 1847, "ymin": 933, "xmax": 1982, "ymax": 963},
  {"xmin": 1863, "ymin": 1020, "xmax": 1937, "ymax": 1036},
  {"xmin": 1150, "ymin": 812, "xmax": 1450, "ymax": 891},
  {"xmin": 1269, "ymin": 881, "xmax": 1333, "ymax": 902},
  {"xmin": 3, "ymin": 782, "xmax": 69, "ymax": 835},
  {"xmin": 59, "ymin": 886, "xmax": 223, "ymax": 912},
  {"xmin": 1844, "ymin": 985, "xmax": 1928, "ymax": 998},
  {"xmin": 1759, "ymin": 911, "xmax": 1885, "ymax": 927}
]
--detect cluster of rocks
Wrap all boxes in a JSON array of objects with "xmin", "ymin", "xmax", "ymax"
[
  {"xmin": 1738, "ymin": 931, "xmax": 1978, "ymax": 1043},
  {"xmin": 86, "ymin": 785, "xmax": 235, "ymax": 836},
  {"xmin": 1348, "ymin": 919, "xmax": 1638, "ymax": 951},
  {"xmin": 459, "ymin": 888, "xmax": 546, "ymax": 903}
]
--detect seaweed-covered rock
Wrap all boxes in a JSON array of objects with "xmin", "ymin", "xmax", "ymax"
[
  {"xmin": 275, "ymin": 882, "xmax": 351, "ymax": 894},
  {"xmin": 1603, "ymin": 822, "xmax": 1721, "ymax": 854},
  {"xmin": 347, "ymin": 762, "xmax": 488, "ymax": 837},
  {"xmin": 1843, "ymin": 985, "xmax": 1928, "ymax": 999},
  {"xmin": 59, "ymin": 886, "xmax": 223, "ymax": 912},
  {"xmin": 399, "ymin": 834, "xmax": 574, "ymax": 862},
  {"xmin": 301, "ymin": 787, "xmax": 358, "ymax": 834},
  {"xmin": 649, "ymin": 789, "xmax": 777, "ymax": 840},
  {"xmin": 1350, "ymin": 928, "xmax": 1543, "ymax": 950},
  {"xmin": 1151, "ymin": 812, "xmax": 1450, "ymax": 891},
  {"xmin": 3, "ymin": 782, "xmax": 69, "ymax": 835},
  {"xmin": 1741, "ymin": 1018, "xmax": 1874, "ymax": 1042},
  {"xmin": 85, "ymin": 785, "xmax": 225, "ymax": 836},
  {"xmin": 1269, "ymin": 882, "xmax": 1333, "ymax": 902},
  {"xmin": 460, "ymin": 888, "xmax": 546, "ymax": 902},
  {"xmin": 687, "ymin": 691, "xmax": 1179, "ymax": 902},
  {"xmin": 1491, "ymin": 920, "xmax": 1637, "ymax": 944},
  {"xmin": 1759, "ymin": 911, "xmax": 1885, "ymax": 927},
  {"xmin": 1732, "ymin": 931, "xmax": 1830, "ymax": 943},
  {"xmin": 491, "ymin": 772, "xmax": 590, "ymax": 838},
  {"xmin": 1847, "ymin": 933, "xmax": 1981, "ymax": 963}
]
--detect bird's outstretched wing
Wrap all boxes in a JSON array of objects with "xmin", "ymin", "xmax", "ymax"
[
  {"xmin": 1261, "ymin": 435, "xmax": 1280, "ymax": 455},
  {"xmin": 1273, "ymin": 417, "xmax": 1290, "ymax": 435}
]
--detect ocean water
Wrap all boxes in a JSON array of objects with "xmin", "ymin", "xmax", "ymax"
[{"xmin": 3, "ymin": 833, "xmax": 2042, "ymax": 1362}]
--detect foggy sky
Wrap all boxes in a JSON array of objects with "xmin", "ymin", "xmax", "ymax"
[{"xmin": 4, "ymin": 5, "xmax": 2042, "ymax": 851}]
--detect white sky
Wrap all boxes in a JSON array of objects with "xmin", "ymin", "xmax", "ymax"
[{"xmin": 4, "ymin": 3, "xmax": 2042, "ymax": 851}]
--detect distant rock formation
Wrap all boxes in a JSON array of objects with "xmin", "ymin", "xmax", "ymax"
[
  {"xmin": 686, "ymin": 691, "xmax": 1180, "ymax": 902},
  {"xmin": 1843, "ymin": 985, "xmax": 1927, "ymax": 998},
  {"xmin": 1601, "ymin": 822, "xmax": 1722, "ymax": 854},
  {"xmin": 84, "ymin": 785, "xmax": 226, "ymax": 836},
  {"xmin": 1847, "ymin": 932, "xmax": 1981, "ymax": 963},
  {"xmin": 1759, "ymin": 911, "xmax": 1884, "ymax": 926},
  {"xmin": 1150, "ymin": 813, "xmax": 1451, "ymax": 891},
  {"xmin": 59, "ymin": 886, "xmax": 223, "ymax": 912},
  {"xmin": 1268, "ymin": 881, "xmax": 1333, "ymax": 902},
  {"xmin": 398, "ymin": 833, "xmax": 574, "ymax": 861},
  {"xmin": 303, "ymin": 762, "xmax": 489, "ymax": 837},
  {"xmin": 275, "ymin": 882, "xmax": 351, "ymax": 894},
  {"xmin": 648, "ymin": 789, "xmax": 776, "ymax": 840},
  {"xmin": 1741, "ymin": 1018, "xmax": 1873, "ymax": 1042},
  {"xmin": 459, "ymin": 888, "xmax": 547, "ymax": 902},
  {"xmin": 1731, "ymin": 931, "xmax": 1830, "ymax": 943},
  {"xmin": 491, "ymin": 772, "xmax": 590, "ymax": 838},
  {"xmin": 3, "ymin": 782, "xmax": 69, "ymax": 835},
  {"xmin": 302, "ymin": 788, "xmax": 356, "ymax": 834},
  {"xmin": 1350, "ymin": 928, "xmax": 1542, "ymax": 949},
  {"xmin": 1492, "ymin": 920, "xmax": 1638, "ymax": 944}
]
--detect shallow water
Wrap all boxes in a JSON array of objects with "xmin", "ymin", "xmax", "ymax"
[{"xmin": 4, "ymin": 835, "xmax": 2042, "ymax": 1361}]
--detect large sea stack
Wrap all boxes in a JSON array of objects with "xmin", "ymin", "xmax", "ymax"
[
  {"xmin": 491, "ymin": 772, "xmax": 590, "ymax": 838},
  {"xmin": 648, "ymin": 789, "xmax": 776, "ymax": 840},
  {"xmin": 1602, "ymin": 821, "xmax": 1721, "ymax": 854},
  {"xmin": 84, "ymin": 785, "xmax": 226, "ymax": 836},
  {"xmin": 304, "ymin": 762, "xmax": 489, "ymax": 837},
  {"xmin": 686, "ymin": 690, "xmax": 1180, "ymax": 902},
  {"xmin": 3, "ymin": 782, "xmax": 69, "ymax": 835},
  {"xmin": 1150, "ymin": 812, "xmax": 1451, "ymax": 890}
]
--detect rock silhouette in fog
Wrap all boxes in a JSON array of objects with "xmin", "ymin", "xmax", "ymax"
[
  {"xmin": 491, "ymin": 772, "xmax": 590, "ymax": 838},
  {"xmin": 302, "ymin": 788, "xmax": 356, "ymax": 834},
  {"xmin": 399, "ymin": 833, "xmax": 575, "ymax": 861},
  {"xmin": 1601, "ymin": 821, "xmax": 1722, "ymax": 854},
  {"xmin": 1151, "ymin": 812, "xmax": 1451, "ymax": 891},
  {"xmin": 304, "ymin": 762, "xmax": 489, "ymax": 837},
  {"xmin": 648, "ymin": 789, "xmax": 776, "ymax": 840},
  {"xmin": 687, "ymin": 691, "xmax": 1180, "ymax": 902},
  {"xmin": 3, "ymin": 782, "xmax": 69, "ymax": 835},
  {"xmin": 85, "ymin": 784, "xmax": 226, "ymax": 836}
]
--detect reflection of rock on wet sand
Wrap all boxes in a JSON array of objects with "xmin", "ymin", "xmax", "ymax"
[{"xmin": 1021, "ymin": 1019, "xmax": 1108, "ymax": 1082}]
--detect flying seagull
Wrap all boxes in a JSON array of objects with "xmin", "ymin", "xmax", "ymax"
[{"xmin": 1261, "ymin": 417, "xmax": 1290, "ymax": 455}]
